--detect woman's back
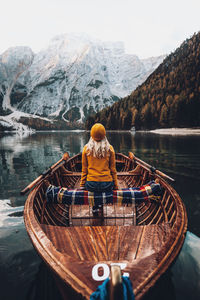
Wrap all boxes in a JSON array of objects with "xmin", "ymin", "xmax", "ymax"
[{"xmin": 80, "ymin": 123, "xmax": 118, "ymax": 190}]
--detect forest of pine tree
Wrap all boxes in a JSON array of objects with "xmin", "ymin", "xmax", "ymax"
[{"xmin": 86, "ymin": 32, "xmax": 200, "ymax": 130}]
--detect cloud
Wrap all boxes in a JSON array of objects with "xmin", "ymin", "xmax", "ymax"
[{"xmin": 0, "ymin": 0, "xmax": 200, "ymax": 57}]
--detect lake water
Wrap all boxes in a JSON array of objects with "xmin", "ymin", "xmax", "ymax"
[{"xmin": 0, "ymin": 130, "xmax": 200, "ymax": 300}]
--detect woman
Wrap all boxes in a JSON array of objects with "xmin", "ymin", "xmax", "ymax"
[{"xmin": 80, "ymin": 123, "xmax": 118, "ymax": 194}]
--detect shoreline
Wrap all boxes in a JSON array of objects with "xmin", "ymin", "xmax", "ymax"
[
  {"xmin": 149, "ymin": 128, "xmax": 200, "ymax": 135},
  {"xmin": 1, "ymin": 127, "xmax": 200, "ymax": 136}
]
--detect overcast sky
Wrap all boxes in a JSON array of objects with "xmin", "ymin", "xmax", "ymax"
[{"xmin": 1, "ymin": 0, "xmax": 200, "ymax": 58}]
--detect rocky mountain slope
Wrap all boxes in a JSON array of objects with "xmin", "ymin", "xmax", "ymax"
[
  {"xmin": 0, "ymin": 33, "xmax": 164, "ymax": 131},
  {"xmin": 87, "ymin": 32, "xmax": 200, "ymax": 130}
]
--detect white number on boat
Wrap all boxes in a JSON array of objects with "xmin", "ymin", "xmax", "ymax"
[
  {"xmin": 92, "ymin": 263, "xmax": 129, "ymax": 281},
  {"xmin": 92, "ymin": 263, "xmax": 110, "ymax": 281}
]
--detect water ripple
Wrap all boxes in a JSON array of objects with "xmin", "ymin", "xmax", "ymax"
[{"xmin": 0, "ymin": 200, "xmax": 24, "ymax": 228}]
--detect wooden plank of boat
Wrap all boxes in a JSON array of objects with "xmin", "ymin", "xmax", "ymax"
[{"xmin": 23, "ymin": 152, "xmax": 187, "ymax": 299}]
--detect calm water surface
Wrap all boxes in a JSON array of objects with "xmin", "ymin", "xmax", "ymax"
[{"xmin": 0, "ymin": 131, "xmax": 200, "ymax": 299}]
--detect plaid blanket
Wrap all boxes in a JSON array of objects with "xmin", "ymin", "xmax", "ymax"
[{"xmin": 46, "ymin": 181, "xmax": 161, "ymax": 206}]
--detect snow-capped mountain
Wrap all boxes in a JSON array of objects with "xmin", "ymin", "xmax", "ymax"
[{"xmin": 0, "ymin": 33, "xmax": 165, "ymax": 130}]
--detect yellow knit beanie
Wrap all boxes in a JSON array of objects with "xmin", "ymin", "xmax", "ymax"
[{"xmin": 90, "ymin": 123, "xmax": 106, "ymax": 142}]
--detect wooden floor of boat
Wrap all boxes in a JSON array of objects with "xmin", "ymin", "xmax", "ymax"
[{"xmin": 42, "ymin": 222, "xmax": 170, "ymax": 262}]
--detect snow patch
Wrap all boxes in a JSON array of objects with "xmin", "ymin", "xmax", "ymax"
[
  {"xmin": 0, "ymin": 111, "xmax": 55, "ymax": 133},
  {"xmin": 0, "ymin": 113, "xmax": 34, "ymax": 133}
]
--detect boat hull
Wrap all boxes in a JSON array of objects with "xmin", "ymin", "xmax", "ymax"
[{"xmin": 24, "ymin": 153, "xmax": 187, "ymax": 299}]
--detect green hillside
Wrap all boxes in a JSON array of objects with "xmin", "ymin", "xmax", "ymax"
[{"xmin": 86, "ymin": 32, "xmax": 200, "ymax": 130}]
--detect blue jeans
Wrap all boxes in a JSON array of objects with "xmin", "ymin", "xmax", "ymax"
[
  {"xmin": 85, "ymin": 181, "xmax": 114, "ymax": 192},
  {"xmin": 85, "ymin": 181, "xmax": 114, "ymax": 216}
]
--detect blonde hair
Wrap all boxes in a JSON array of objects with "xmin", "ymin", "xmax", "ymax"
[{"xmin": 86, "ymin": 137, "xmax": 111, "ymax": 158}]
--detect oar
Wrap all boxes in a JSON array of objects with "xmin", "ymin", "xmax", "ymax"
[
  {"xmin": 129, "ymin": 152, "xmax": 175, "ymax": 182},
  {"xmin": 20, "ymin": 152, "xmax": 70, "ymax": 195}
]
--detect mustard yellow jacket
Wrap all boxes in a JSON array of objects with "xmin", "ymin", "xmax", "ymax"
[{"xmin": 80, "ymin": 145, "xmax": 118, "ymax": 189}]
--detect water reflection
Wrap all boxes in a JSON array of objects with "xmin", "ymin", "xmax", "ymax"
[{"xmin": 0, "ymin": 131, "xmax": 88, "ymax": 206}]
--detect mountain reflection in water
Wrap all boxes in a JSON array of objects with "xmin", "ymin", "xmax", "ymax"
[{"xmin": 0, "ymin": 130, "xmax": 199, "ymax": 300}]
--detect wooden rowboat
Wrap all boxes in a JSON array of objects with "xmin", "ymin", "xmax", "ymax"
[{"xmin": 22, "ymin": 152, "xmax": 187, "ymax": 299}]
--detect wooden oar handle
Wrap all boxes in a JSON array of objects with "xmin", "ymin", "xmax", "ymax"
[
  {"xmin": 109, "ymin": 265, "xmax": 123, "ymax": 300},
  {"xmin": 20, "ymin": 152, "xmax": 70, "ymax": 195},
  {"xmin": 20, "ymin": 175, "xmax": 43, "ymax": 195},
  {"xmin": 50, "ymin": 152, "xmax": 69, "ymax": 169},
  {"xmin": 128, "ymin": 152, "xmax": 175, "ymax": 182}
]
